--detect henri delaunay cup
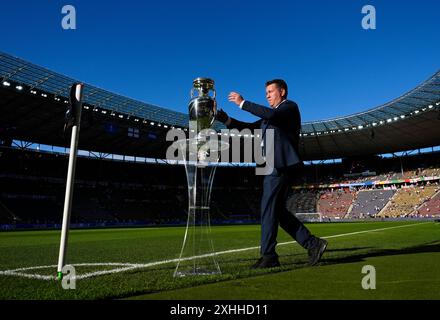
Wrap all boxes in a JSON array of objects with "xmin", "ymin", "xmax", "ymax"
[{"xmin": 173, "ymin": 77, "xmax": 225, "ymax": 277}]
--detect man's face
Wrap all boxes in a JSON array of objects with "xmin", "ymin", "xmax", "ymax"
[{"xmin": 265, "ymin": 84, "xmax": 285, "ymax": 108}]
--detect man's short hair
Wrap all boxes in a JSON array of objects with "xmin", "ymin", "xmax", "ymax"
[{"xmin": 265, "ymin": 79, "xmax": 288, "ymax": 99}]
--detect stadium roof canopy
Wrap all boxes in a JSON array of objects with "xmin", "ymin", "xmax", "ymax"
[
  {"xmin": 301, "ymin": 72, "xmax": 440, "ymax": 134},
  {"xmin": 0, "ymin": 52, "xmax": 191, "ymax": 128},
  {"xmin": 1, "ymin": 51, "xmax": 440, "ymax": 161}
]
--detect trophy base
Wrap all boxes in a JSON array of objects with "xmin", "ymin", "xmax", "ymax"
[{"xmin": 174, "ymin": 268, "xmax": 221, "ymax": 278}]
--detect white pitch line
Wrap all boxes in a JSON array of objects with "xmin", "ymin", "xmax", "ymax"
[
  {"xmin": 0, "ymin": 222, "xmax": 431, "ymax": 281},
  {"xmin": 278, "ymin": 221, "xmax": 432, "ymax": 247},
  {"xmin": 0, "ymin": 270, "xmax": 55, "ymax": 281}
]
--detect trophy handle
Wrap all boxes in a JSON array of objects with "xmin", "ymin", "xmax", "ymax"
[
  {"xmin": 190, "ymin": 88, "xmax": 198, "ymax": 99},
  {"xmin": 210, "ymin": 88, "xmax": 216, "ymax": 99},
  {"xmin": 210, "ymin": 97, "xmax": 217, "ymax": 126}
]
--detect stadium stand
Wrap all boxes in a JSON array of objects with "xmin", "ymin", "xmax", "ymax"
[
  {"xmin": 379, "ymin": 185, "xmax": 439, "ymax": 218},
  {"xmin": 286, "ymin": 190, "xmax": 318, "ymax": 214},
  {"xmin": 317, "ymin": 189, "xmax": 356, "ymax": 219},
  {"xmin": 349, "ymin": 189, "xmax": 396, "ymax": 218},
  {"xmin": 2, "ymin": 145, "xmax": 440, "ymax": 228},
  {"xmin": 415, "ymin": 189, "xmax": 440, "ymax": 217},
  {"xmin": 2, "ymin": 144, "xmax": 440, "ymax": 228}
]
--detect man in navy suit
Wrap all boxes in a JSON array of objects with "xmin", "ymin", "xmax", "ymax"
[{"xmin": 216, "ymin": 79, "xmax": 327, "ymax": 268}]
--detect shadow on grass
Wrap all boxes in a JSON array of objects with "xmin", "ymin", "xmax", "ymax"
[
  {"xmin": 119, "ymin": 241, "xmax": 440, "ymax": 299},
  {"xmin": 320, "ymin": 241, "xmax": 440, "ymax": 266}
]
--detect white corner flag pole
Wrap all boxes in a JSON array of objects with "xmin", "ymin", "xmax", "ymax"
[{"xmin": 57, "ymin": 83, "xmax": 84, "ymax": 280}]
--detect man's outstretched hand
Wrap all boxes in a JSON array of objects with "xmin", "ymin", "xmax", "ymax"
[
  {"xmin": 216, "ymin": 109, "xmax": 229, "ymax": 123},
  {"xmin": 228, "ymin": 92, "xmax": 244, "ymax": 106}
]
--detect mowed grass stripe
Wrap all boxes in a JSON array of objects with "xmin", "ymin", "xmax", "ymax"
[
  {"xmin": 0, "ymin": 221, "xmax": 437, "ymax": 299},
  {"xmin": 1, "ymin": 221, "xmax": 427, "ymax": 281}
]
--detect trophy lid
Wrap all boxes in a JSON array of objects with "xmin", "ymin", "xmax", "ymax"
[{"xmin": 193, "ymin": 77, "xmax": 215, "ymax": 89}]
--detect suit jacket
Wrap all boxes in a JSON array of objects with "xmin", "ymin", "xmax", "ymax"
[{"xmin": 226, "ymin": 100, "xmax": 302, "ymax": 169}]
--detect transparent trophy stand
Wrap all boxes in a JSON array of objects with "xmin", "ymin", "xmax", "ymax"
[{"xmin": 174, "ymin": 136, "xmax": 229, "ymax": 277}]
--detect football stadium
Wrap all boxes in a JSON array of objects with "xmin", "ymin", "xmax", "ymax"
[
  {"xmin": 1, "ymin": 2, "xmax": 440, "ymax": 304},
  {"xmin": 1, "ymin": 51, "xmax": 439, "ymax": 300}
]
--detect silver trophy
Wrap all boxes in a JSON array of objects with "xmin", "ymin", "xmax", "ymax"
[
  {"xmin": 188, "ymin": 77, "xmax": 217, "ymax": 133},
  {"xmin": 174, "ymin": 78, "xmax": 228, "ymax": 277}
]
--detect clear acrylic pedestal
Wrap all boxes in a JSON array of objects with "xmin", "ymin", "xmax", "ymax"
[{"xmin": 174, "ymin": 138, "xmax": 229, "ymax": 277}]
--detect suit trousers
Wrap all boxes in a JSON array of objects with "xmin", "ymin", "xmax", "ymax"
[{"xmin": 260, "ymin": 165, "xmax": 318, "ymax": 258}]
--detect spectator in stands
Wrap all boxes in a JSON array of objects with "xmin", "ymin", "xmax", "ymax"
[{"xmin": 216, "ymin": 79, "xmax": 327, "ymax": 268}]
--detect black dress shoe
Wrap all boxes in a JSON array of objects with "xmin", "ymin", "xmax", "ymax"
[
  {"xmin": 308, "ymin": 238, "xmax": 328, "ymax": 266},
  {"xmin": 251, "ymin": 256, "xmax": 280, "ymax": 269}
]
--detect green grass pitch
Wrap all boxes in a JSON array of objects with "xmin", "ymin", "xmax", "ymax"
[{"xmin": 0, "ymin": 221, "xmax": 439, "ymax": 300}]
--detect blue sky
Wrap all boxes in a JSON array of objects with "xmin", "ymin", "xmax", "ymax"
[{"xmin": 1, "ymin": 0, "xmax": 439, "ymax": 123}]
